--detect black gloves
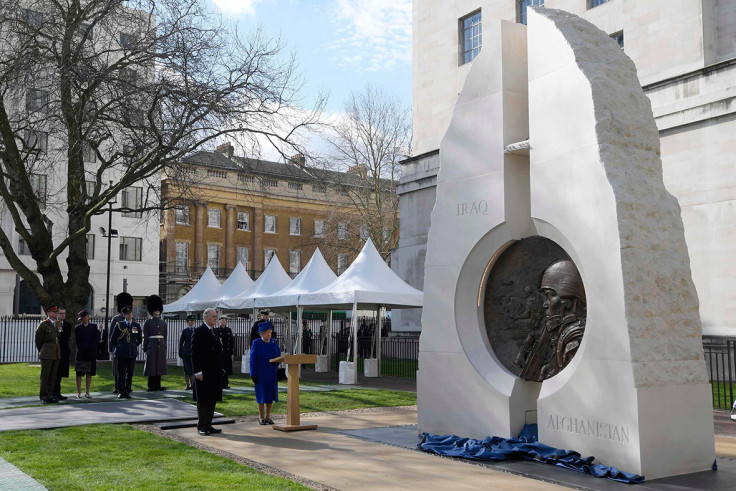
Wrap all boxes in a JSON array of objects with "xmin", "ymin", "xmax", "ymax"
[{"xmin": 251, "ymin": 376, "xmax": 258, "ymax": 384}]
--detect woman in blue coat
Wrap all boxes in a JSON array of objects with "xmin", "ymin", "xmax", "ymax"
[{"xmin": 249, "ymin": 320, "xmax": 281, "ymax": 425}]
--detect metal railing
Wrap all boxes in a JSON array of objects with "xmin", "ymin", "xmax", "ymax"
[{"xmin": 0, "ymin": 315, "xmax": 419, "ymax": 378}]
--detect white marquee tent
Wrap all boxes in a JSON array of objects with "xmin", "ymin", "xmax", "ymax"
[
  {"xmin": 162, "ymin": 267, "xmax": 222, "ymax": 313},
  {"xmin": 185, "ymin": 262, "xmax": 254, "ymax": 312},
  {"xmin": 219, "ymin": 255, "xmax": 292, "ymax": 310},
  {"xmin": 298, "ymin": 239, "xmax": 424, "ymax": 383}
]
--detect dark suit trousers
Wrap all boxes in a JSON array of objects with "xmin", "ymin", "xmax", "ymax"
[
  {"xmin": 112, "ymin": 355, "xmax": 118, "ymax": 390},
  {"xmin": 116, "ymin": 357, "xmax": 136, "ymax": 395},
  {"xmin": 40, "ymin": 359, "xmax": 59, "ymax": 400},
  {"xmin": 53, "ymin": 361, "xmax": 68, "ymax": 397},
  {"xmin": 197, "ymin": 400, "xmax": 216, "ymax": 430}
]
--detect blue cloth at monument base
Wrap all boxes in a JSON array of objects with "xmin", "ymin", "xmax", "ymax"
[{"xmin": 418, "ymin": 424, "xmax": 645, "ymax": 484}]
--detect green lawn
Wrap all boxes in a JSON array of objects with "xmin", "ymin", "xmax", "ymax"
[
  {"xmin": 214, "ymin": 389, "xmax": 416, "ymax": 417},
  {"xmin": 0, "ymin": 362, "xmax": 255, "ymax": 398},
  {"xmin": 0, "ymin": 424, "xmax": 307, "ymax": 490},
  {"xmin": 711, "ymin": 381, "xmax": 736, "ymax": 409}
]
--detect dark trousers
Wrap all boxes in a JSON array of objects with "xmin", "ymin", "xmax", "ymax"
[
  {"xmin": 39, "ymin": 359, "xmax": 59, "ymax": 401},
  {"xmin": 222, "ymin": 374, "xmax": 229, "ymax": 388},
  {"xmin": 53, "ymin": 363, "xmax": 68, "ymax": 397},
  {"xmin": 111, "ymin": 355, "xmax": 118, "ymax": 390},
  {"xmin": 197, "ymin": 400, "xmax": 216, "ymax": 430},
  {"xmin": 148, "ymin": 375, "xmax": 162, "ymax": 390},
  {"xmin": 116, "ymin": 357, "xmax": 136, "ymax": 395}
]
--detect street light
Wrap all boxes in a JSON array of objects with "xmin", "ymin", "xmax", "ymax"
[{"xmin": 101, "ymin": 181, "xmax": 118, "ymax": 335}]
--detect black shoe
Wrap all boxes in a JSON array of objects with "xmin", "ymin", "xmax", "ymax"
[
  {"xmin": 50, "ymin": 398, "xmax": 59, "ymax": 403},
  {"xmin": 185, "ymin": 386, "xmax": 193, "ymax": 390},
  {"xmin": 207, "ymin": 427, "xmax": 222, "ymax": 434},
  {"xmin": 147, "ymin": 388, "xmax": 157, "ymax": 392},
  {"xmin": 265, "ymin": 418, "xmax": 274, "ymax": 425},
  {"xmin": 55, "ymin": 395, "xmax": 68, "ymax": 401},
  {"xmin": 118, "ymin": 393, "xmax": 131, "ymax": 399},
  {"xmin": 113, "ymin": 390, "xmax": 119, "ymax": 394},
  {"xmin": 157, "ymin": 387, "xmax": 167, "ymax": 391},
  {"xmin": 223, "ymin": 386, "xmax": 231, "ymax": 389},
  {"xmin": 259, "ymin": 419, "xmax": 268, "ymax": 425},
  {"xmin": 198, "ymin": 428, "xmax": 210, "ymax": 436}
]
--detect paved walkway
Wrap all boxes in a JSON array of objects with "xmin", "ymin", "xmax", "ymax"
[
  {"xmin": 0, "ymin": 383, "xmax": 371, "ymax": 410},
  {"xmin": 0, "ymin": 458, "xmax": 46, "ymax": 491},
  {"xmin": 166, "ymin": 407, "xmax": 563, "ymax": 490}
]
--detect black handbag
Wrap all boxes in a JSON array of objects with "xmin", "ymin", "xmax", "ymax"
[{"xmin": 277, "ymin": 367, "xmax": 287, "ymax": 381}]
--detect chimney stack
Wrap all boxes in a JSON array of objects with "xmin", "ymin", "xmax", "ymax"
[
  {"xmin": 216, "ymin": 142, "xmax": 234, "ymax": 160},
  {"xmin": 289, "ymin": 154, "xmax": 306, "ymax": 167}
]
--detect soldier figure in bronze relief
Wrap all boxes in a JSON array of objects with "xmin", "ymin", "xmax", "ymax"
[{"xmin": 514, "ymin": 260, "xmax": 586, "ymax": 382}]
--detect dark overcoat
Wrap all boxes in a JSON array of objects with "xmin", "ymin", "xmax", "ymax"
[
  {"xmin": 75, "ymin": 323, "xmax": 99, "ymax": 362},
  {"xmin": 96, "ymin": 324, "xmax": 110, "ymax": 360},
  {"xmin": 250, "ymin": 338, "xmax": 280, "ymax": 404},
  {"xmin": 108, "ymin": 313, "xmax": 124, "ymax": 354},
  {"xmin": 215, "ymin": 326, "xmax": 234, "ymax": 375},
  {"xmin": 250, "ymin": 321, "xmax": 260, "ymax": 346},
  {"xmin": 191, "ymin": 323, "xmax": 223, "ymax": 403},
  {"xmin": 143, "ymin": 317, "xmax": 168, "ymax": 376},
  {"xmin": 58, "ymin": 320, "xmax": 73, "ymax": 378}
]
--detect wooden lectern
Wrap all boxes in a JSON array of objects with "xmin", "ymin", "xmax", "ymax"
[{"xmin": 269, "ymin": 353, "xmax": 318, "ymax": 432}]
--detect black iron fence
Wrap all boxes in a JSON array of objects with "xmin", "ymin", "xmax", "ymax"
[
  {"xmin": 0, "ymin": 315, "xmax": 419, "ymax": 378},
  {"xmin": 704, "ymin": 337, "xmax": 736, "ymax": 410}
]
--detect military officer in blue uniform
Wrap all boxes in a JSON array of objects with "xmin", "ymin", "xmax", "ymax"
[
  {"xmin": 110, "ymin": 292, "xmax": 133, "ymax": 394},
  {"xmin": 110, "ymin": 306, "xmax": 142, "ymax": 399}
]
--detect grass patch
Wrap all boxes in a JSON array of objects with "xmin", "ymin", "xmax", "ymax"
[
  {"xmin": 711, "ymin": 381, "xmax": 736, "ymax": 409},
  {"xmin": 213, "ymin": 389, "xmax": 417, "ymax": 417},
  {"xmin": 0, "ymin": 424, "xmax": 307, "ymax": 490},
  {"xmin": 0, "ymin": 362, "xmax": 255, "ymax": 398}
]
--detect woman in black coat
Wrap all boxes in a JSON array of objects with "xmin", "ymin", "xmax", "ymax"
[{"xmin": 74, "ymin": 310, "xmax": 98, "ymax": 399}]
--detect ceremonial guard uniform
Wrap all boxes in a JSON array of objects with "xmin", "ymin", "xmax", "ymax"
[
  {"xmin": 35, "ymin": 305, "xmax": 61, "ymax": 404},
  {"xmin": 143, "ymin": 295, "xmax": 168, "ymax": 391},
  {"xmin": 53, "ymin": 310, "xmax": 74, "ymax": 401},
  {"xmin": 215, "ymin": 316, "xmax": 234, "ymax": 389},
  {"xmin": 109, "ymin": 292, "xmax": 133, "ymax": 394},
  {"xmin": 110, "ymin": 307, "xmax": 142, "ymax": 398},
  {"xmin": 192, "ymin": 311, "xmax": 224, "ymax": 435},
  {"xmin": 179, "ymin": 314, "xmax": 196, "ymax": 390}
]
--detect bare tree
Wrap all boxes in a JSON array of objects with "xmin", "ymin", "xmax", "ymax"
[
  {"xmin": 0, "ymin": 0, "xmax": 325, "ymax": 313},
  {"xmin": 310, "ymin": 85, "xmax": 411, "ymax": 263}
]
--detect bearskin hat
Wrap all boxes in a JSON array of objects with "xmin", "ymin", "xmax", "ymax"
[
  {"xmin": 146, "ymin": 294, "xmax": 164, "ymax": 316},
  {"xmin": 116, "ymin": 292, "xmax": 134, "ymax": 313}
]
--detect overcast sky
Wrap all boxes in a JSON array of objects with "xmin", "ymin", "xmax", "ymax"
[{"xmin": 208, "ymin": 0, "xmax": 412, "ymax": 114}]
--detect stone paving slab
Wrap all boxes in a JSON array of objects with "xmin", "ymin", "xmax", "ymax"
[
  {"xmin": 0, "ymin": 384, "xmax": 365, "ymax": 410},
  {"xmin": 166, "ymin": 407, "xmax": 564, "ymax": 490},
  {"xmin": 0, "ymin": 457, "xmax": 46, "ymax": 491},
  {"xmin": 0, "ymin": 399, "xmax": 217, "ymax": 432}
]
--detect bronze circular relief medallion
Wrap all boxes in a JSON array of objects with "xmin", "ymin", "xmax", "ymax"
[{"xmin": 483, "ymin": 236, "xmax": 586, "ymax": 382}]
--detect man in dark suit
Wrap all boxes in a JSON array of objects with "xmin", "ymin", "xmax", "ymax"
[{"xmin": 192, "ymin": 308, "xmax": 224, "ymax": 436}]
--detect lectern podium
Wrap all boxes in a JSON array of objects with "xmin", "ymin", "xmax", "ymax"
[{"xmin": 269, "ymin": 353, "xmax": 318, "ymax": 432}]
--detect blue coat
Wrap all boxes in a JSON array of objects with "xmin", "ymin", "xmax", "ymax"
[
  {"xmin": 250, "ymin": 338, "xmax": 281, "ymax": 404},
  {"xmin": 110, "ymin": 319, "xmax": 142, "ymax": 359}
]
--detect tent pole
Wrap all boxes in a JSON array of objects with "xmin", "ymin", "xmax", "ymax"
[
  {"xmin": 352, "ymin": 301, "xmax": 358, "ymax": 368},
  {"xmin": 327, "ymin": 310, "xmax": 333, "ymax": 360},
  {"xmin": 297, "ymin": 306, "xmax": 303, "ymax": 354},
  {"xmin": 288, "ymin": 310, "xmax": 293, "ymax": 354},
  {"xmin": 378, "ymin": 305, "xmax": 384, "ymax": 376}
]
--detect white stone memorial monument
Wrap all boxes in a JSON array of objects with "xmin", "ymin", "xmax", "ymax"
[{"xmin": 418, "ymin": 8, "xmax": 715, "ymax": 479}]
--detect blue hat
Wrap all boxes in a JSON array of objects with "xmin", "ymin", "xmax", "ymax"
[{"xmin": 257, "ymin": 321, "xmax": 273, "ymax": 334}]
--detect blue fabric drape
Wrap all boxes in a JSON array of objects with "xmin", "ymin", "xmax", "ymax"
[{"xmin": 418, "ymin": 424, "xmax": 645, "ymax": 484}]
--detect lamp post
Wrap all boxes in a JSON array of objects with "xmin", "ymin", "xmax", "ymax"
[{"xmin": 101, "ymin": 181, "xmax": 118, "ymax": 334}]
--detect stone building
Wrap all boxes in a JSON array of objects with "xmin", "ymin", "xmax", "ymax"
[
  {"xmin": 159, "ymin": 143, "xmax": 388, "ymax": 304},
  {"xmin": 393, "ymin": 0, "xmax": 736, "ymax": 335}
]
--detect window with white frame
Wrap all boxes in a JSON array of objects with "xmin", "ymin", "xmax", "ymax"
[
  {"xmin": 24, "ymin": 130, "xmax": 48, "ymax": 154},
  {"xmin": 86, "ymin": 234, "xmax": 95, "ymax": 259},
  {"xmin": 459, "ymin": 10, "xmax": 482, "ymax": 65},
  {"xmin": 85, "ymin": 181, "xmax": 96, "ymax": 197},
  {"xmin": 121, "ymin": 187, "xmax": 143, "ymax": 218},
  {"xmin": 120, "ymin": 32, "xmax": 136, "ymax": 50},
  {"xmin": 289, "ymin": 250, "xmax": 301, "ymax": 274},
  {"xmin": 314, "ymin": 220, "xmax": 325, "ymax": 238},
  {"xmin": 175, "ymin": 205, "xmax": 189, "ymax": 225},
  {"xmin": 264, "ymin": 249, "xmax": 276, "ymax": 268},
  {"xmin": 359, "ymin": 224, "xmax": 369, "ymax": 241},
  {"xmin": 237, "ymin": 211, "xmax": 250, "ymax": 231},
  {"xmin": 518, "ymin": 0, "xmax": 544, "ymax": 25},
  {"xmin": 82, "ymin": 142, "xmax": 97, "ymax": 163},
  {"xmin": 29, "ymin": 173, "xmax": 47, "ymax": 208},
  {"xmin": 119, "ymin": 237, "xmax": 142, "ymax": 261},
  {"xmin": 18, "ymin": 232, "xmax": 31, "ymax": 256},
  {"xmin": 288, "ymin": 182, "xmax": 303, "ymax": 191},
  {"xmin": 237, "ymin": 247, "xmax": 249, "ymax": 271},
  {"xmin": 207, "ymin": 208, "xmax": 221, "ymax": 228},
  {"xmin": 337, "ymin": 253, "xmax": 348, "ymax": 275},
  {"xmin": 207, "ymin": 244, "xmax": 221, "ymax": 272},
  {"xmin": 175, "ymin": 241, "xmax": 189, "ymax": 273},
  {"xmin": 337, "ymin": 222, "xmax": 348, "ymax": 240},
  {"xmin": 264, "ymin": 214, "xmax": 276, "ymax": 234},
  {"xmin": 290, "ymin": 217, "xmax": 301, "ymax": 236},
  {"xmin": 26, "ymin": 89, "xmax": 48, "ymax": 113},
  {"xmin": 589, "ymin": 0, "xmax": 609, "ymax": 8}
]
